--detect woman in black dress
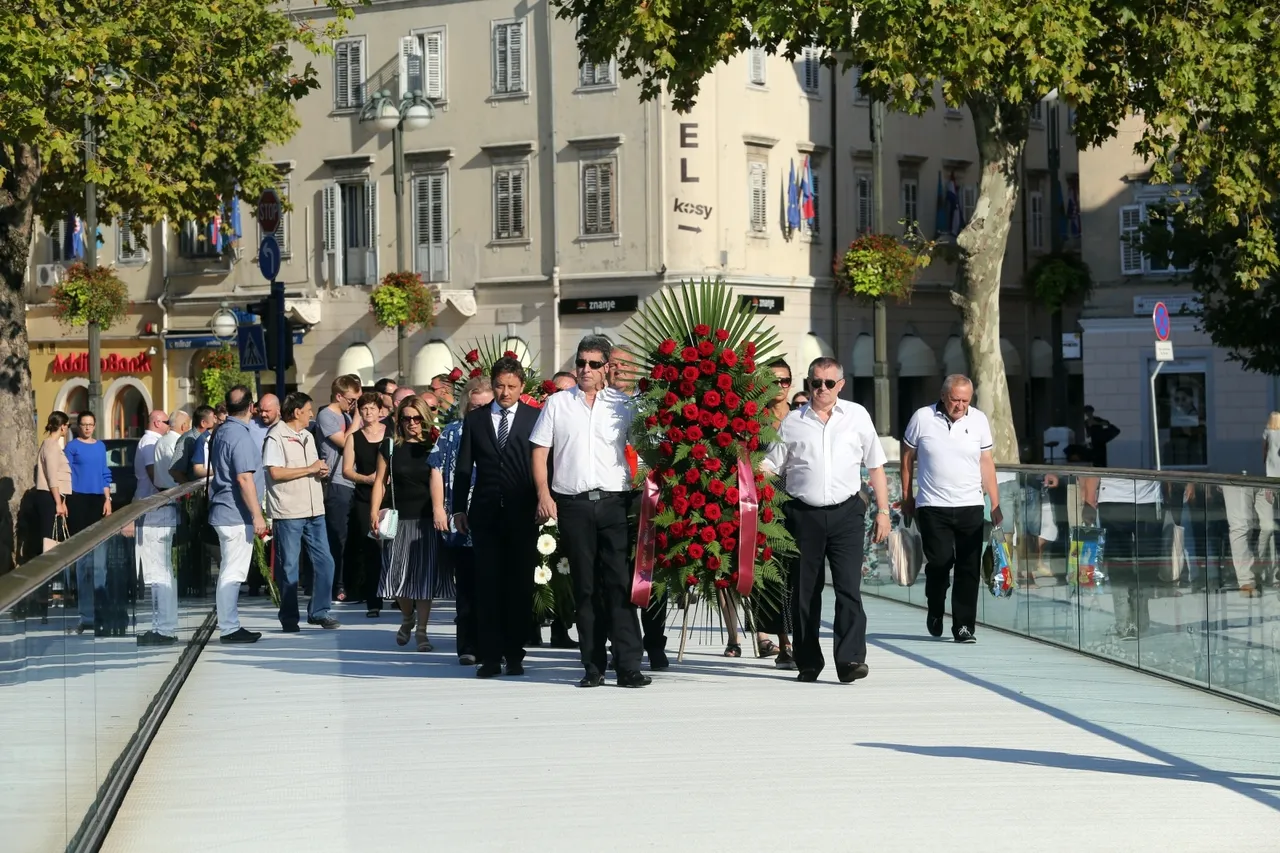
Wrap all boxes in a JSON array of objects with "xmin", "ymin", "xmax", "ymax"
[
  {"xmin": 343, "ymin": 392, "xmax": 388, "ymax": 617},
  {"xmin": 369, "ymin": 396, "xmax": 448, "ymax": 651}
]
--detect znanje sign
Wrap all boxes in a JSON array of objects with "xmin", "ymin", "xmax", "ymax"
[{"xmin": 51, "ymin": 351, "xmax": 153, "ymax": 376}]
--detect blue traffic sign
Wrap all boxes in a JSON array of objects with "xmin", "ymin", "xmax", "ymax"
[
  {"xmin": 237, "ymin": 324, "xmax": 268, "ymax": 373},
  {"xmin": 258, "ymin": 235, "xmax": 281, "ymax": 281},
  {"xmin": 1152, "ymin": 301, "xmax": 1171, "ymax": 342}
]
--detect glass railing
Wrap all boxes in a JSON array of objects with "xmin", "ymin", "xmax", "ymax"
[
  {"xmin": 0, "ymin": 480, "xmax": 213, "ymax": 853},
  {"xmin": 861, "ymin": 464, "xmax": 1280, "ymax": 712}
]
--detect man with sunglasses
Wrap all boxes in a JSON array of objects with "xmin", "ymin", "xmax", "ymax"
[
  {"xmin": 135, "ymin": 410, "xmax": 177, "ymax": 645},
  {"xmin": 763, "ymin": 357, "xmax": 890, "ymax": 684},
  {"xmin": 901, "ymin": 374, "xmax": 1000, "ymax": 644},
  {"xmin": 531, "ymin": 335, "xmax": 650, "ymax": 688}
]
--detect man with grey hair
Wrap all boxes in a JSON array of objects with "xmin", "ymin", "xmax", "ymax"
[
  {"xmin": 764, "ymin": 356, "xmax": 891, "ymax": 684},
  {"xmin": 901, "ymin": 373, "xmax": 1001, "ymax": 644}
]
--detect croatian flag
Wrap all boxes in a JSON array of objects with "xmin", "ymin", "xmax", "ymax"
[
  {"xmin": 800, "ymin": 157, "xmax": 816, "ymax": 224},
  {"xmin": 786, "ymin": 159, "xmax": 801, "ymax": 232}
]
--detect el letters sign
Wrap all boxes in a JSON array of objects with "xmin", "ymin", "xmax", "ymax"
[{"xmin": 52, "ymin": 351, "xmax": 153, "ymax": 376}]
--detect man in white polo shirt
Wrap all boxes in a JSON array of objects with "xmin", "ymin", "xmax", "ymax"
[
  {"xmin": 764, "ymin": 357, "xmax": 891, "ymax": 684},
  {"xmin": 901, "ymin": 374, "xmax": 1001, "ymax": 644}
]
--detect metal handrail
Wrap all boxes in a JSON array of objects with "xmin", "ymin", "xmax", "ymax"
[
  {"xmin": 882, "ymin": 460, "xmax": 1280, "ymax": 490},
  {"xmin": 0, "ymin": 480, "xmax": 206, "ymax": 614}
]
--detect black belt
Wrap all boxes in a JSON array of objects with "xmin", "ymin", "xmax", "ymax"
[
  {"xmin": 555, "ymin": 490, "xmax": 627, "ymax": 502},
  {"xmin": 794, "ymin": 494, "xmax": 863, "ymax": 511}
]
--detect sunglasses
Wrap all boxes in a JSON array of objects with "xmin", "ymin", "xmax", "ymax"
[
  {"xmin": 809, "ymin": 379, "xmax": 838, "ymax": 390},
  {"xmin": 790, "ymin": 402, "xmax": 805, "ymax": 410},
  {"xmin": 400, "ymin": 415, "xmax": 425, "ymax": 425},
  {"xmin": 576, "ymin": 358, "xmax": 607, "ymax": 370},
  {"xmin": 777, "ymin": 377, "xmax": 792, "ymax": 387}
]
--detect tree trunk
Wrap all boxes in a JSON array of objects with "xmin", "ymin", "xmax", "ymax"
[
  {"xmin": 0, "ymin": 143, "xmax": 42, "ymax": 574},
  {"xmin": 951, "ymin": 100, "xmax": 1024, "ymax": 464}
]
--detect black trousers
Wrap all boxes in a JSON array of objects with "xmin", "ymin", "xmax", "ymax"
[
  {"xmin": 472, "ymin": 506, "xmax": 537, "ymax": 666},
  {"xmin": 558, "ymin": 492, "xmax": 642, "ymax": 674},
  {"xmin": 787, "ymin": 496, "xmax": 867, "ymax": 674},
  {"xmin": 351, "ymin": 498, "xmax": 383, "ymax": 609},
  {"xmin": 448, "ymin": 545, "xmax": 478, "ymax": 658},
  {"xmin": 916, "ymin": 505, "xmax": 986, "ymax": 635},
  {"xmin": 325, "ymin": 482, "xmax": 355, "ymax": 596}
]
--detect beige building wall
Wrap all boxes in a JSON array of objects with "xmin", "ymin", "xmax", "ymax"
[{"xmin": 25, "ymin": 0, "xmax": 1133, "ymax": 452}]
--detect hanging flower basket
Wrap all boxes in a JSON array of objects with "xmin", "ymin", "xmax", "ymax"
[
  {"xmin": 197, "ymin": 344, "xmax": 253, "ymax": 406},
  {"xmin": 1026, "ymin": 252, "xmax": 1093, "ymax": 311},
  {"xmin": 833, "ymin": 233, "xmax": 932, "ymax": 302},
  {"xmin": 369, "ymin": 271, "xmax": 436, "ymax": 330},
  {"xmin": 621, "ymin": 278, "xmax": 795, "ymax": 605},
  {"xmin": 50, "ymin": 263, "xmax": 130, "ymax": 330}
]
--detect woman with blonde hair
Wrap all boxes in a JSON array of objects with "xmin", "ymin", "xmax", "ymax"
[
  {"xmin": 369, "ymin": 396, "xmax": 448, "ymax": 650},
  {"xmin": 36, "ymin": 411, "xmax": 72, "ymax": 554}
]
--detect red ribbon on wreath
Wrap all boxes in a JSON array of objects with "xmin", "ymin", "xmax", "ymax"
[
  {"xmin": 631, "ymin": 472, "xmax": 661, "ymax": 607},
  {"xmin": 735, "ymin": 455, "xmax": 759, "ymax": 597}
]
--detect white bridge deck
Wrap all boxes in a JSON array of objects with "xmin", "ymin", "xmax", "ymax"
[{"xmin": 103, "ymin": 594, "xmax": 1280, "ymax": 852}]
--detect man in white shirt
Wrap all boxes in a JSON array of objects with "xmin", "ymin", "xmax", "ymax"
[
  {"xmin": 764, "ymin": 357, "xmax": 891, "ymax": 684},
  {"xmin": 1080, "ymin": 475, "xmax": 1163, "ymax": 641},
  {"xmin": 134, "ymin": 410, "xmax": 178, "ymax": 646},
  {"xmin": 153, "ymin": 410, "xmax": 189, "ymax": 491},
  {"xmin": 901, "ymin": 374, "xmax": 1001, "ymax": 644},
  {"xmin": 531, "ymin": 335, "xmax": 650, "ymax": 689}
]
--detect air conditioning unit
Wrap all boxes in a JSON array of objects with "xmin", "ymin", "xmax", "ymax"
[{"xmin": 36, "ymin": 264, "xmax": 64, "ymax": 288}]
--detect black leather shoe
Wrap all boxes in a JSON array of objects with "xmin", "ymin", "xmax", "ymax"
[
  {"xmin": 458, "ymin": 654, "xmax": 477, "ymax": 666},
  {"xmin": 578, "ymin": 672, "xmax": 606, "ymax": 688},
  {"xmin": 647, "ymin": 647, "xmax": 670, "ymax": 670},
  {"xmin": 617, "ymin": 669, "xmax": 652, "ymax": 688},
  {"xmin": 476, "ymin": 663, "xmax": 503, "ymax": 678},
  {"xmin": 505, "ymin": 661, "xmax": 526, "ymax": 676},
  {"xmin": 837, "ymin": 662, "xmax": 870, "ymax": 683},
  {"xmin": 927, "ymin": 615, "xmax": 944, "ymax": 638},
  {"xmin": 796, "ymin": 669, "xmax": 820, "ymax": 682},
  {"xmin": 219, "ymin": 628, "xmax": 262, "ymax": 644}
]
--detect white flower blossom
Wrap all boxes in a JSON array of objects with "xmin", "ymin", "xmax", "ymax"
[
  {"xmin": 556, "ymin": 558, "xmax": 570, "ymax": 575},
  {"xmin": 536, "ymin": 533, "xmax": 558, "ymax": 556},
  {"xmin": 541, "ymin": 517, "xmax": 557, "ymax": 529},
  {"xmin": 534, "ymin": 565, "xmax": 552, "ymax": 585}
]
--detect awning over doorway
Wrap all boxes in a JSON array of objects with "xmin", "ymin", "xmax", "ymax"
[
  {"xmin": 1001, "ymin": 338, "xmax": 1022, "ymax": 375},
  {"xmin": 797, "ymin": 332, "xmax": 834, "ymax": 372},
  {"xmin": 411, "ymin": 340, "xmax": 454, "ymax": 388},
  {"xmin": 1030, "ymin": 338, "xmax": 1053, "ymax": 379},
  {"xmin": 897, "ymin": 335, "xmax": 938, "ymax": 377},
  {"xmin": 851, "ymin": 334, "xmax": 873, "ymax": 378},
  {"xmin": 943, "ymin": 336, "xmax": 966, "ymax": 376},
  {"xmin": 335, "ymin": 343, "xmax": 375, "ymax": 387}
]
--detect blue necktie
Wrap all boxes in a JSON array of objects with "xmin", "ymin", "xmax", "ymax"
[{"xmin": 497, "ymin": 407, "xmax": 509, "ymax": 449}]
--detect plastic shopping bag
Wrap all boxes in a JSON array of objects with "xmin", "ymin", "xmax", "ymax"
[
  {"xmin": 888, "ymin": 518, "xmax": 924, "ymax": 587},
  {"xmin": 983, "ymin": 529, "xmax": 1017, "ymax": 598},
  {"xmin": 1068, "ymin": 525, "xmax": 1107, "ymax": 589}
]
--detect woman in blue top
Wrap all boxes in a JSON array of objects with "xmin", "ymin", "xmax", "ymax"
[{"xmin": 64, "ymin": 411, "xmax": 112, "ymax": 633}]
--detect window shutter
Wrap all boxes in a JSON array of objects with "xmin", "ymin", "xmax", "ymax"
[
  {"xmin": 1119, "ymin": 204, "xmax": 1144, "ymax": 275},
  {"xmin": 274, "ymin": 184, "xmax": 289, "ymax": 255},
  {"xmin": 495, "ymin": 170, "xmax": 512, "ymax": 238},
  {"xmin": 808, "ymin": 169, "xmax": 821, "ymax": 236},
  {"xmin": 749, "ymin": 47, "xmax": 766, "ymax": 86},
  {"xmin": 178, "ymin": 220, "xmax": 194, "ymax": 257},
  {"xmin": 493, "ymin": 26, "xmax": 509, "ymax": 93},
  {"xmin": 583, "ymin": 164, "xmax": 599, "ymax": 234},
  {"xmin": 852, "ymin": 64, "xmax": 867, "ymax": 102},
  {"xmin": 429, "ymin": 172, "xmax": 448, "ymax": 280},
  {"xmin": 49, "ymin": 217, "xmax": 67, "ymax": 263},
  {"xmin": 365, "ymin": 179, "xmax": 379, "ymax": 283},
  {"xmin": 963, "ymin": 185, "xmax": 977, "ymax": 222},
  {"xmin": 400, "ymin": 36, "xmax": 423, "ymax": 99},
  {"xmin": 322, "ymin": 183, "xmax": 338, "ymax": 252},
  {"xmin": 749, "ymin": 163, "xmax": 767, "ymax": 232},
  {"xmin": 424, "ymin": 31, "xmax": 444, "ymax": 99},
  {"xmin": 598, "ymin": 162, "xmax": 614, "ymax": 233},
  {"xmin": 1030, "ymin": 192, "xmax": 1044, "ymax": 249},
  {"xmin": 902, "ymin": 180, "xmax": 919, "ymax": 232},
  {"xmin": 856, "ymin": 175, "xmax": 873, "ymax": 233},
  {"xmin": 348, "ymin": 40, "xmax": 365, "ymax": 107},
  {"xmin": 510, "ymin": 169, "xmax": 525, "ymax": 237},
  {"xmin": 803, "ymin": 47, "xmax": 821, "ymax": 92},
  {"xmin": 508, "ymin": 22, "xmax": 524, "ymax": 92},
  {"xmin": 335, "ymin": 42, "xmax": 350, "ymax": 109}
]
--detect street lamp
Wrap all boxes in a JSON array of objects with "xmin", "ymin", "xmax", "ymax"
[
  {"xmin": 85, "ymin": 63, "xmax": 127, "ymax": 425},
  {"xmin": 360, "ymin": 89, "xmax": 434, "ymax": 385},
  {"xmin": 210, "ymin": 306, "xmax": 239, "ymax": 342}
]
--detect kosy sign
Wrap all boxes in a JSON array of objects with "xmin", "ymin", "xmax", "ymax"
[{"xmin": 257, "ymin": 188, "xmax": 281, "ymax": 235}]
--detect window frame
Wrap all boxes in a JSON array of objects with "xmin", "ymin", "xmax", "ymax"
[
  {"xmin": 800, "ymin": 45, "xmax": 822, "ymax": 94},
  {"xmin": 854, "ymin": 171, "xmax": 874, "ymax": 234},
  {"xmin": 333, "ymin": 36, "xmax": 367, "ymax": 112},
  {"xmin": 492, "ymin": 162, "xmax": 529, "ymax": 242},
  {"xmin": 748, "ymin": 160, "xmax": 769, "ymax": 235},
  {"xmin": 412, "ymin": 169, "xmax": 450, "ymax": 282},
  {"xmin": 900, "ymin": 176, "xmax": 920, "ymax": 235},
  {"xmin": 1028, "ymin": 189, "xmax": 1045, "ymax": 252},
  {"xmin": 1119, "ymin": 199, "xmax": 1194, "ymax": 276},
  {"xmin": 579, "ymin": 155, "xmax": 619, "ymax": 238},
  {"xmin": 116, "ymin": 217, "xmax": 147, "ymax": 265},
  {"xmin": 491, "ymin": 18, "xmax": 528, "ymax": 97}
]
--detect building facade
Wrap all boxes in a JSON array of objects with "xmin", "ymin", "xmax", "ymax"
[{"xmin": 27, "ymin": 0, "xmax": 1121, "ymax": 454}]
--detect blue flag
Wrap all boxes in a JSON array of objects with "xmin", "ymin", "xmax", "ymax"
[{"xmin": 786, "ymin": 159, "xmax": 801, "ymax": 232}]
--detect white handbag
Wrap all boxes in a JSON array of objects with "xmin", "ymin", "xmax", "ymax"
[{"xmin": 375, "ymin": 438, "xmax": 399, "ymax": 541}]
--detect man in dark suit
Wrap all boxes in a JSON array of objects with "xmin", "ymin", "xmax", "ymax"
[{"xmin": 452, "ymin": 357, "xmax": 540, "ymax": 678}]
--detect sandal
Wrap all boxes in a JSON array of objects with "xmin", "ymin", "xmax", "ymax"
[
  {"xmin": 723, "ymin": 643, "xmax": 742, "ymax": 658},
  {"xmin": 396, "ymin": 618, "xmax": 414, "ymax": 646},
  {"xmin": 416, "ymin": 632, "xmax": 433, "ymax": 653},
  {"xmin": 757, "ymin": 638, "xmax": 780, "ymax": 658}
]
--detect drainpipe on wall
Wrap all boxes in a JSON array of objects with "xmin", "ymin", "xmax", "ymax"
[
  {"xmin": 829, "ymin": 63, "xmax": 841, "ymax": 371},
  {"xmin": 546, "ymin": 2, "xmax": 561, "ymax": 373},
  {"xmin": 159, "ymin": 220, "xmax": 169, "ymax": 413},
  {"xmin": 656, "ymin": 93, "xmax": 667, "ymax": 279}
]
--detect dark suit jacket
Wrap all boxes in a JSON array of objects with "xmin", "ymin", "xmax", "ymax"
[{"xmin": 452, "ymin": 403, "xmax": 539, "ymax": 519}]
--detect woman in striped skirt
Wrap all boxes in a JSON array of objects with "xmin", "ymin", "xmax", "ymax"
[{"xmin": 369, "ymin": 396, "xmax": 449, "ymax": 652}]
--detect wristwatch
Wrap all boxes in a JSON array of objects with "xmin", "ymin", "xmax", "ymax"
[{"xmin": 876, "ymin": 508, "xmax": 890, "ymax": 516}]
